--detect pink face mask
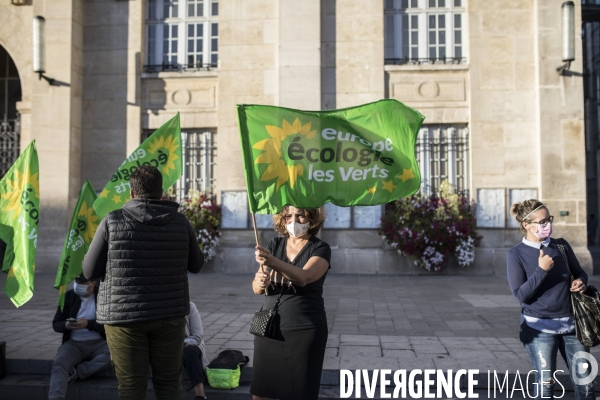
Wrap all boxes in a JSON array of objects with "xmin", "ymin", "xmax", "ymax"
[{"xmin": 533, "ymin": 223, "xmax": 552, "ymax": 239}]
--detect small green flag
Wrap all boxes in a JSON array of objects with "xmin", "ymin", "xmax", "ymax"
[
  {"xmin": 237, "ymin": 99, "xmax": 425, "ymax": 214},
  {"xmin": 93, "ymin": 113, "xmax": 182, "ymax": 218},
  {"xmin": 0, "ymin": 141, "xmax": 40, "ymax": 307},
  {"xmin": 54, "ymin": 180, "xmax": 99, "ymax": 309}
]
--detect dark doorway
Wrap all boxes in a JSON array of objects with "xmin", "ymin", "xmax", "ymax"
[{"xmin": 0, "ymin": 45, "xmax": 22, "ymax": 178}]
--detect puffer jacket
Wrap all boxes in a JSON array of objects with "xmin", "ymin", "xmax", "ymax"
[{"xmin": 83, "ymin": 198, "xmax": 203, "ymax": 324}]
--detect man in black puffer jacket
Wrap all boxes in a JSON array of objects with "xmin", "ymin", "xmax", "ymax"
[{"xmin": 83, "ymin": 165, "xmax": 203, "ymax": 400}]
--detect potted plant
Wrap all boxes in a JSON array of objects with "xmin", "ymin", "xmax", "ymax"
[
  {"xmin": 179, "ymin": 189, "xmax": 222, "ymax": 262},
  {"xmin": 379, "ymin": 181, "xmax": 482, "ymax": 272}
]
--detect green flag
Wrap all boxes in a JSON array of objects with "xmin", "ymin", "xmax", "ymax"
[
  {"xmin": 94, "ymin": 113, "xmax": 182, "ymax": 218},
  {"xmin": 237, "ymin": 99, "xmax": 425, "ymax": 214},
  {"xmin": 0, "ymin": 141, "xmax": 40, "ymax": 307},
  {"xmin": 54, "ymin": 180, "xmax": 99, "ymax": 309}
]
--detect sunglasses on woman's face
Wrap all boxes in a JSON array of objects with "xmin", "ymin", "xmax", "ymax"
[
  {"xmin": 529, "ymin": 215, "xmax": 554, "ymax": 228},
  {"xmin": 284, "ymin": 214, "xmax": 307, "ymax": 222}
]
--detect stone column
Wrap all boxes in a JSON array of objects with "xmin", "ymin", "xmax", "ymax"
[
  {"xmin": 81, "ymin": 1, "xmax": 131, "ymax": 192},
  {"xmin": 31, "ymin": 0, "xmax": 84, "ymax": 272},
  {"xmin": 216, "ymin": 0, "xmax": 279, "ymax": 195},
  {"xmin": 278, "ymin": 0, "xmax": 321, "ymax": 109},
  {"xmin": 126, "ymin": 1, "xmax": 142, "ymax": 156},
  {"xmin": 535, "ymin": 0, "xmax": 590, "ymax": 270},
  {"xmin": 335, "ymin": 0, "xmax": 384, "ymax": 108}
]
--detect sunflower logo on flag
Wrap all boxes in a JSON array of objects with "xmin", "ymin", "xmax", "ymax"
[
  {"xmin": 148, "ymin": 134, "xmax": 180, "ymax": 175},
  {"xmin": 1, "ymin": 167, "xmax": 40, "ymax": 222},
  {"xmin": 253, "ymin": 118, "xmax": 316, "ymax": 191},
  {"xmin": 77, "ymin": 201, "xmax": 99, "ymax": 245}
]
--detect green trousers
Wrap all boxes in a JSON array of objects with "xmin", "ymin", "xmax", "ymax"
[{"xmin": 105, "ymin": 317, "xmax": 186, "ymax": 400}]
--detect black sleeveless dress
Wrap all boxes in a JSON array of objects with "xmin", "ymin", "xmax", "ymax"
[{"xmin": 250, "ymin": 236, "xmax": 331, "ymax": 400}]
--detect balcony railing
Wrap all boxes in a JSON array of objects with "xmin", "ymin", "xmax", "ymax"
[
  {"xmin": 143, "ymin": 63, "xmax": 217, "ymax": 73},
  {"xmin": 385, "ymin": 57, "xmax": 467, "ymax": 65}
]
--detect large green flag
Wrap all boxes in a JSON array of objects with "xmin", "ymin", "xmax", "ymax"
[
  {"xmin": 94, "ymin": 113, "xmax": 182, "ymax": 218},
  {"xmin": 54, "ymin": 180, "xmax": 98, "ymax": 309},
  {"xmin": 0, "ymin": 141, "xmax": 40, "ymax": 307},
  {"xmin": 237, "ymin": 100, "xmax": 425, "ymax": 214}
]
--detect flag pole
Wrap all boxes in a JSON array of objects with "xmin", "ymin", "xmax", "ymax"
[{"xmin": 251, "ymin": 213, "xmax": 265, "ymax": 274}]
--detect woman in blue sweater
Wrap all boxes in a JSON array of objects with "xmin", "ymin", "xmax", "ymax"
[{"xmin": 508, "ymin": 199, "xmax": 594, "ymax": 399}]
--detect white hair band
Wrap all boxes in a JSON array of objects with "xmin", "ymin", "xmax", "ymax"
[{"xmin": 522, "ymin": 204, "xmax": 546, "ymax": 222}]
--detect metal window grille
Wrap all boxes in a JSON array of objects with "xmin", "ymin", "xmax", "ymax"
[
  {"xmin": 0, "ymin": 45, "xmax": 22, "ymax": 179},
  {"xmin": 415, "ymin": 125, "xmax": 469, "ymax": 196},
  {"xmin": 141, "ymin": 130, "xmax": 216, "ymax": 201},
  {"xmin": 0, "ymin": 114, "xmax": 19, "ymax": 179}
]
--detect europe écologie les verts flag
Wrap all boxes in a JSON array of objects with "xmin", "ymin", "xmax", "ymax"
[
  {"xmin": 54, "ymin": 180, "xmax": 98, "ymax": 310},
  {"xmin": 0, "ymin": 141, "xmax": 40, "ymax": 307},
  {"xmin": 93, "ymin": 113, "xmax": 183, "ymax": 219},
  {"xmin": 237, "ymin": 100, "xmax": 425, "ymax": 214}
]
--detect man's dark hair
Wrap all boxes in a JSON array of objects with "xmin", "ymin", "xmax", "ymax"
[
  {"xmin": 130, "ymin": 166, "xmax": 163, "ymax": 199},
  {"xmin": 75, "ymin": 275, "xmax": 92, "ymax": 284}
]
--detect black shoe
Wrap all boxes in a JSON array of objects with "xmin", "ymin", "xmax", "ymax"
[
  {"xmin": 67, "ymin": 367, "xmax": 77, "ymax": 384},
  {"xmin": 195, "ymin": 397, "xmax": 207, "ymax": 400}
]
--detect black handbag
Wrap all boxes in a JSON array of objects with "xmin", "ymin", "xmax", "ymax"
[
  {"xmin": 249, "ymin": 286, "xmax": 285, "ymax": 338},
  {"xmin": 557, "ymin": 238, "xmax": 600, "ymax": 347}
]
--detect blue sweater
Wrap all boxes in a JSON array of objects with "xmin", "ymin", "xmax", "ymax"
[{"xmin": 506, "ymin": 238, "xmax": 587, "ymax": 318}]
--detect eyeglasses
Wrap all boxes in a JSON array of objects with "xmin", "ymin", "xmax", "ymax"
[
  {"xmin": 284, "ymin": 214, "xmax": 307, "ymax": 222},
  {"xmin": 528, "ymin": 215, "xmax": 554, "ymax": 227}
]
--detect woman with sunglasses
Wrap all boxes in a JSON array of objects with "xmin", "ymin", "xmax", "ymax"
[{"xmin": 508, "ymin": 199, "xmax": 594, "ymax": 399}]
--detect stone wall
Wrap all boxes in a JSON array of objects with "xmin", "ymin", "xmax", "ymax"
[
  {"xmin": 4, "ymin": 0, "xmax": 86, "ymax": 271},
  {"xmin": 81, "ymin": 0, "xmax": 131, "ymax": 195},
  {"xmin": 1, "ymin": 0, "xmax": 591, "ymax": 274},
  {"xmin": 215, "ymin": 0, "xmax": 278, "ymax": 199},
  {"xmin": 206, "ymin": 229, "xmax": 504, "ymax": 275}
]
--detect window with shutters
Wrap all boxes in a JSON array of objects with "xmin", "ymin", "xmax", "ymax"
[
  {"xmin": 384, "ymin": 0, "xmax": 466, "ymax": 65},
  {"xmin": 145, "ymin": 0, "xmax": 219, "ymax": 72}
]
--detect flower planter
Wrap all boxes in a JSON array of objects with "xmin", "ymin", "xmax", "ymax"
[{"xmin": 379, "ymin": 181, "xmax": 482, "ymax": 273}]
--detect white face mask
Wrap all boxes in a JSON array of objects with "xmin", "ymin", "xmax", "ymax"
[
  {"xmin": 286, "ymin": 221, "xmax": 309, "ymax": 238},
  {"xmin": 73, "ymin": 282, "xmax": 90, "ymax": 297}
]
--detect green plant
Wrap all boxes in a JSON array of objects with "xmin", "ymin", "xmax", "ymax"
[{"xmin": 379, "ymin": 181, "xmax": 482, "ymax": 271}]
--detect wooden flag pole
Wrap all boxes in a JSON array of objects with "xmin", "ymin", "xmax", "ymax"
[{"xmin": 251, "ymin": 213, "xmax": 265, "ymax": 274}]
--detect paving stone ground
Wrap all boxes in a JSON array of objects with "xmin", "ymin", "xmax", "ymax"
[{"xmin": 4, "ymin": 272, "xmax": 600, "ymax": 377}]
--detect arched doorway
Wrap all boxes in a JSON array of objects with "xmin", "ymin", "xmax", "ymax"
[{"xmin": 0, "ymin": 45, "xmax": 22, "ymax": 178}]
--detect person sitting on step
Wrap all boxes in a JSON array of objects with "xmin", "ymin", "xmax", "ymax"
[{"xmin": 49, "ymin": 275, "xmax": 111, "ymax": 400}]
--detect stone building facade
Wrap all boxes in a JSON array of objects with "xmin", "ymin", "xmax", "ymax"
[{"xmin": 0, "ymin": 0, "xmax": 591, "ymax": 275}]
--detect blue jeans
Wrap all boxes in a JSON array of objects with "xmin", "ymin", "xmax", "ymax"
[{"xmin": 520, "ymin": 322, "xmax": 595, "ymax": 399}]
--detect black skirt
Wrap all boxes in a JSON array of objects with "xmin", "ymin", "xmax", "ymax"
[{"xmin": 251, "ymin": 326, "xmax": 328, "ymax": 400}]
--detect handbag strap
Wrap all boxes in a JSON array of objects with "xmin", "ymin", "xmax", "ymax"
[
  {"xmin": 556, "ymin": 238, "xmax": 579, "ymax": 330},
  {"xmin": 275, "ymin": 285, "xmax": 286, "ymax": 307},
  {"xmin": 556, "ymin": 238, "xmax": 574, "ymax": 279}
]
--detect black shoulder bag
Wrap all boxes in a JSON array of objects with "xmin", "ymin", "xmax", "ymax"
[
  {"xmin": 557, "ymin": 238, "xmax": 600, "ymax": 347},
  {"xmin": 249, "ymin": 285, "xmax": 285, "ymax": 338}
]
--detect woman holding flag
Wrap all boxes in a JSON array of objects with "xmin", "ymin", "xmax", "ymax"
[{"xmin": 251, "ymin": 205, "xmax": 330, "ymax": 400}]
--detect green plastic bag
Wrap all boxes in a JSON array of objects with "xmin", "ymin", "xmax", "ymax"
[{"xmin": 206, "ymin": 365, "xmax": 241, "ymax": 389}]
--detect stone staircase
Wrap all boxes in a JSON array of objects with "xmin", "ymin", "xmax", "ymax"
[{"xmin": 0, "ymin": 358, "xmax": 342, "ymax": 400}]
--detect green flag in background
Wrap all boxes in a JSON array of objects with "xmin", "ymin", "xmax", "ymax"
[
  {"xmin": 237, "ymin": 100, "xmax": 425, "ymax": 214},
  {"xmin": 0, "ymin": 141, "xmax": 40, "ymax": 307},
  {"xmin": 94, "ymin": 113, "xmax": 182, "ymax": 219},
  {"xmin": 54, "ymin": 180, "xmax": 98, "ymax": 309}
]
